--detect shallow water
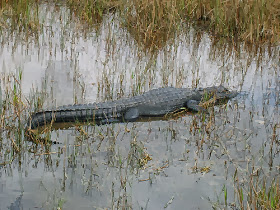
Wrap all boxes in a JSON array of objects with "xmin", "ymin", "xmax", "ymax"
[{"xmin": 0, "ymin": 2, "xmax": 279, "ymax": 209}]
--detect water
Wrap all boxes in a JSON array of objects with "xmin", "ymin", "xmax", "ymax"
[{"xmin": 0, "ymin": 2, "xmax": 279, "ymax": 209}]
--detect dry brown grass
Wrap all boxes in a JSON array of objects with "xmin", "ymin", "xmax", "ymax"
[
  {"xmin": 65, "ymin": 0, "xmax": 279, "ymax": 51},
  {"xmin": 1, "ymin": 0, "xmax": 279, "ymax": 50},
  {"xmin": 66, "ymin": 0, "xmax": 120, "ymax": 26},
  {"xmin": 124, "ymin": 0, "xmax": 180, "ymax": 51},
  {"xmin": 0, "ymin": 0, "xmax": 40, "ymax": 35},
  {"xmin": 184, "ymin": 0, "xmax": 280, "ymax": 43}
]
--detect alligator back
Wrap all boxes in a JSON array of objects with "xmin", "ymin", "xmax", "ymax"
[
  {"xmin": 28, "ymin": 86, "xmax": 237, "ymax": 129},
  {"xmin": 29, "ymin": 87, "xmax": 197, "ymax": 129}
]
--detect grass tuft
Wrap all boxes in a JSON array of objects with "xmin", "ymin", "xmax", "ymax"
[
  {"xmin": 124, "ymin": 0, "xmax": 180, "ymax": 51},
  {"xmin": 65, "ymin": 0, "xmax": 280, "ymax": 50},
  {"xmin": 1, "ymin": 0, "xmax": 279, "ymax": 51},
  {"xmin": 0, "ymin": 0, "xmax": 40, "ymax": 38},
  {"xmin": 235, "ymin": 171, "xmax": 280, "ymax": 209}
]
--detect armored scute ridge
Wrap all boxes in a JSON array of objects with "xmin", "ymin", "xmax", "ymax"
[{"xmin": 29, "ymin": 86, "xmax": 237, "ymax": 129}]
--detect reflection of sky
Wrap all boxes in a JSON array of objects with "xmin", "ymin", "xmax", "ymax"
[{"xmin": 0, "ymin": 4, "xmax": 279, "ymax": 209}]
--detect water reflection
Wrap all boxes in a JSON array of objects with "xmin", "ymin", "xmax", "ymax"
[{"xmin": 8, "ymin": 193, "xmax": 23, "ymax": 210}]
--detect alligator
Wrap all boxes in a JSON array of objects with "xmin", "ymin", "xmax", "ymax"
[{"xmin": 28, "ymin": 86, "xmax": 237, "ymax": 129}]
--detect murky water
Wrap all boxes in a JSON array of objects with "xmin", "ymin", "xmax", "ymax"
[{"xmin": 0, "ymin": 3, "xmax": 279, "ymax": 209}]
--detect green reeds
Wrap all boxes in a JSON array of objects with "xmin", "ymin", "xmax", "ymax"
[
  {"xmin": 235, "ymin": 171, "xmax": 280, "ymax": 209},
  {"xmin": 256, "ymin": 179, "xmax": 280, "ymax": 209}
]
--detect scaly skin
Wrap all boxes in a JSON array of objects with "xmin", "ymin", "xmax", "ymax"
[{"xmin": 28, "ymin": 86, "xmax": 237, "ymax": 129}]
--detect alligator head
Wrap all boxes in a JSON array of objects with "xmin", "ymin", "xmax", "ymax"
[
  {"xmin": 196, "ymin": 85, "xmax": 238, "ymax": 107},
  {"xmin": 200, "ymin": 85, "xmax": 237, "ymax": 98}
]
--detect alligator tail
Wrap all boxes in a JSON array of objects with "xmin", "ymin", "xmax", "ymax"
[{"xmin": 29, "ymin": 109, "xmax": 97, "ymax": 129}]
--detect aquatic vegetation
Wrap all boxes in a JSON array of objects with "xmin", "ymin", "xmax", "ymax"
[
  {"xmin": 235, "ymin": 171, "xmax": 280, "ymax": 209},
  {"xmin": 64, "ymin": 0, "xmax": 280, "ymax": 51},
  {"xmin": 65, "ymin": 0, "xmax": 122, "ymax": 33},
  {"xmin": 0, "ymin": 0, "xmax": 40, "ymax": 39},
  {"xmin": 0, "ymin": 0, "xmax": 279, "ymax": 52},
  {"xmin": 0, "ymin": 0, "xmax": 279, "ymax": 209}
]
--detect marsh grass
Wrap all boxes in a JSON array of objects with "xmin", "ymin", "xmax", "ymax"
[
  {"xmin": 0, "ymin": 72, "xmax": 25, "ymax": 164},
  {"xmin": 200, "ymin": 91, "xmax": 217, "ymax": 109},
  {"xmin": 124, "ymin": 0, "xmax": 180, "ymax": 51},
  {"xmin": 185, "ymin": 0, "xmax": 279, "ymax": 43},
  {"xmin": 0, "ymin": 71, "xmax": 53, "ymax": 165},
  {"xmin": 127, "ymin": 137, "xmax": 152, "ymax": 171},
  {"xmin": 0, "ymin": 0, "xmax": 40, "ymax": 40},
  {"xmin": 0, "ymin": 0, "xmax": 279, "ymax": 209},
  {"xmin": 191, "ymin": 110, "xmax": 280, "ymax": 209},
  {"xmin": 1, "ymin": 0, "xmax": 278, "ymax": 54},
  {"xmin": 66, "ymin": 0, "xmax": 120, "ymax": 31},
  {"xmin": 235, "ymin": 172, "xmax": 280, "ymax": 209},
  {"xmin": 65, "ymin": 0, "xmax": 279, "ymax": 52},
  {"xmin": 0, "ymin": 79, "xmax": 3, "ymax": 118}
]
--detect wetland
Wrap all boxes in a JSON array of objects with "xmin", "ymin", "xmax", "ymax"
[{"xmin": 0, "ymin": 1, "xmax": 279, "ymax": 209}]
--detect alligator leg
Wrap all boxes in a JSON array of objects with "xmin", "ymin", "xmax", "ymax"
[
  {"xmin": 99, "ymin": 118, "xmax": 122, "ymax": 124},
  {"xmin": 125, "ymin": 104, "xmax": 182, "ymax": 120},
  {"xmin": 186, "ymin": 100, "xmax": 206, "ymax": 112},
  {"xmin": 124, "ymin": 107, "xmax": 140, "ymax": 121}
]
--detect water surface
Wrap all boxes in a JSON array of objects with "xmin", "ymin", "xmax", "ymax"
[{"xmin": 0, "ymin": 2, "xmax": 279, "ymax": 209}]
